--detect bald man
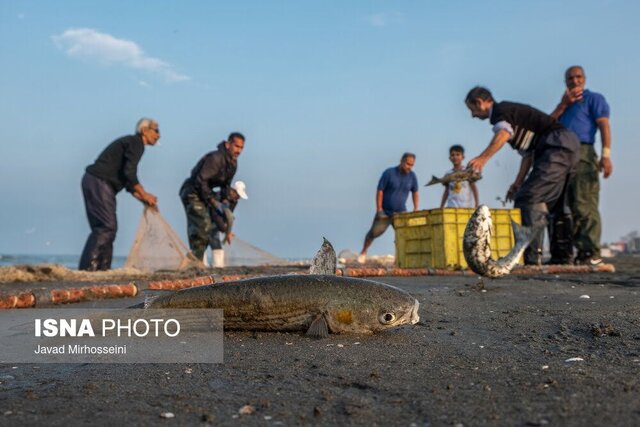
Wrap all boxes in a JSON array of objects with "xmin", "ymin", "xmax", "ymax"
[{"xmin": 550, "ymin": 66, "xmax": 612, "ymax": 265}]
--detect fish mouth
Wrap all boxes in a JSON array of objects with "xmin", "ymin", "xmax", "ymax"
[
  {"xmin": 410, "ymin": 299, "xmax": 420, "ymax": 324},
  {"xmin": 476, "ymin": 204, "xmax": 491, "ymax": 218}
]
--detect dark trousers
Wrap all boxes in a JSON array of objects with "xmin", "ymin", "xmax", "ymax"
[
  {"xmin": 364, "ymin": 211, "xmax": 394, "ymax": 245},
  {"xmin": 79, "ymin": 173, "xmax": 118, "ymax": 271},
  {"xmin": 209, "ymin": 227, "xmax": 223, "ymax": 250},
  {"xmin": 514, "ymin": 129, "xmax": 580, "ymax": 264}
]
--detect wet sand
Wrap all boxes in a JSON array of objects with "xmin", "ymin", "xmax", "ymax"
[{"xmin": 1, "ymin": 256, "xmax": 639, "ymax": 426}]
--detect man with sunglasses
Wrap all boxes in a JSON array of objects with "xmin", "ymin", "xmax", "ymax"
[{"xmin": 79, "ymin": 118, "xmax": 160, "ymax": 271}]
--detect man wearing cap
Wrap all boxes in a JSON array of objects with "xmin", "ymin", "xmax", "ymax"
[
  {"xmin": 358, "ymin": 153, "xmax": 419, "ymax": 263},
  {"xmin": 205, "ymin": 181, "xmax": 248, "ymax": 267},
  {"xmin": 550, "ymin": 66, "xmax": 612, "ymax": 265},
  {"xmin": 180, "ymin": 132, "xmax": 245, "ymax": 261},
  {"xmin": 79, "ymin": 118, "xmax": 160, "ymax": 271}
]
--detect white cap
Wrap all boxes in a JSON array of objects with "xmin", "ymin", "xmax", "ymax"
[{"xmin": 231, "ymin": 181, "xmax": 248, "ymax": 199}]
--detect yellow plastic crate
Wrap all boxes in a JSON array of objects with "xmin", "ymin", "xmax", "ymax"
[{"xmin": 393, "ymin": 208, "xmax": 522, "ymax": 269}]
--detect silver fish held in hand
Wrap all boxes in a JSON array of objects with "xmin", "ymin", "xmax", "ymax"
[
  {"xmin": 138, "ymin": 239, "xmax": 420, "ymax": 338},
  {"xmin": 425, "ymin": 168, "xmax": 482, "ymax": 186},
  {"xmin": 463, "ymin": 205, "xmax": 541, "ymax": 278}
]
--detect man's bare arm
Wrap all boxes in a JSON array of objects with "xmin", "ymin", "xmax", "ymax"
[
  {"xmin": 467, "ymin": 129, "xmax": 511, "ymax": 173},
  {"xmin": 132, "ymin": 183, "xmax": 157, "ymax": 207},
  {"xmin": 597, "ymin": 117, "xmax": 613, "ymax": 178}
]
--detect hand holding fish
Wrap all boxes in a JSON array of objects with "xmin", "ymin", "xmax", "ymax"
[
  {"xmin": 467, "ymin": 156, "xmax": 488, "ymax": 174},
  {"xmin": 223, "ymin": 231, "xmax": 234, "ymax": 245}
]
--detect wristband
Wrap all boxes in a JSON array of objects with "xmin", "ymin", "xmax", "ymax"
[{"xmin": 602, "ymin": 147, "xmax": 611, "ymax": 158}]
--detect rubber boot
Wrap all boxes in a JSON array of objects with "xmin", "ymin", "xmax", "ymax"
[{"xmin": 213, "ymin": 249, "xmax": 225, "ymax": 268}]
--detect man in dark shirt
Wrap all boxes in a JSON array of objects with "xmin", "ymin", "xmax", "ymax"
[
  {"xmin": 79, "ymin": 118, "xmax": 160, "ymax": 271},
  {"xmin": 465, "ymin": 87, "xmax": 580, "ymax": 265},
  {"xmin": 358, "ymin": 153, "xmax": 419, "ymax": 263},
  {"xmin": 180, "ymin": 132, "xmax": 245, "ymax": 260}
]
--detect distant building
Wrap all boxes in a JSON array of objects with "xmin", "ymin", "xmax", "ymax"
[
  {"xmin": 608, "ymin": 241, "xmax": 627, "ymax": 254},
  {"xmin": 628, "ymin": 237, "xmax": 640, "ymax": 253}
]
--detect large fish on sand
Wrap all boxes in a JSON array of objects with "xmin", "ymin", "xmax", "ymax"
[
  {"xmin": 139, "ymin": 240, "xmax": 419, "ymax": 338},
  {"xmin": 425, "ymin": 168, "xmax": 482, "ymax": 186},
  {"xmin": 463, "ymin": 205, "xmax": 541, "ymax": 278}
]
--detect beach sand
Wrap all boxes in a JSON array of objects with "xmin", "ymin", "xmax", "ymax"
[{"xmin": 1, "ymin": 256, "xmax": 639, "ymax": 426}]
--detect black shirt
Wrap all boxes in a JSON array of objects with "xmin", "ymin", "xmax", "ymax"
[
  {"xmin": 490, "ymin": 101, "xmax": 564, "ymax": 152},
  {"xmin": 86, "ymin": 134, "xmax": 145, "ymax": 193},
  {"xmin": 181, "ymin": 141, "xmax": 237, "ymax": 206}
]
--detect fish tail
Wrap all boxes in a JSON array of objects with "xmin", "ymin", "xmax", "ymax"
[
  {"xmin": 511, "ymin": 220, "xmax": 544, "ymax": 248},
  {"xmin": 425, "ymin": 176, "xmax": 440, "ymax": 186}
]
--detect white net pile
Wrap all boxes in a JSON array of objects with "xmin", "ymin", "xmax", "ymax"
[
  {"xmin": 221, "ymin": 237, "xmax": 289, "ymax": 267},
  {"xmin": 124, "ymin": 208, "xmax": 202, "ymax": 272}
]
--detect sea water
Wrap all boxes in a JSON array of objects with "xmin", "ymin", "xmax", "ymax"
[{"xmin": 0, "ymin": 254, "xmax": 126, "ymax": 269}]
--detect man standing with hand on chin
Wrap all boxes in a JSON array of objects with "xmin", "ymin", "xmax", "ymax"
[{"xmin": 550, "ymin": 66, "xmax": 612, "ymax": 265}]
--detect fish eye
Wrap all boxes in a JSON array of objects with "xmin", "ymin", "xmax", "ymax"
[{"xmin": 379, "ymin": 312, "xmax": 396, "ymax": 324}]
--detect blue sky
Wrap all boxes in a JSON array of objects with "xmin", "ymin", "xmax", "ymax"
[{"xmin": 0, "ymin": 0, "xmax": 638, "ymax": 260}]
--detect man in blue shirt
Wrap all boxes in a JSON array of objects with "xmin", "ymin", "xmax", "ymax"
[
  {"xmin": 551, "ymin": 66, "xmax": 612, "ymax": 265},
  {"xmin": 358, "ymin": 153, "xmax": 419, "ymax": 263}
]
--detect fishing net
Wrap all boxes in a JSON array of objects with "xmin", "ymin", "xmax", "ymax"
[
  {"xmin": 124, "ymin": 207, "xmax": 202, "ymax": 272},
  {"xmin": 126, "ymin": 207, "xmax": 288, "ymax": 270},
  {"xmin": 216, "ymin": 237, "xmax": 290, "ymax": 267}
]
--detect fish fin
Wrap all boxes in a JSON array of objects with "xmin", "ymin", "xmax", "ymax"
[
  {"xmin": 306, "ymin": 314, "xmax": 330, "ymax": 338},
  {"xmin": 425, "ymin": 176, "xmax": 439, "ymax": 186},
  {"xmin": 511, "ymin": 220, "xmax": 545, "ymax": 247},
  {"xmin": 143, "ymin": 295, "xmax": 159, "ymax": 309},
  {"xmin": 127, "ymin": 296, "xmax": 156, "ymax": 309},
  {"xmin": 309, "ymin": 237, "xmax": 337, "ymax": 275}
]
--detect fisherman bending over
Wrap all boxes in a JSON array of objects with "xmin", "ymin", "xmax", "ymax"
[
  {"xmin": 180, "ymin": 132, "xmax": 245, "ymax": 261},
  {"xmin": 79, "ymin": 118, "xmax": 160, "ymax": 271},
  {"xmin": 359, "ymin": 153, "xmax": 419, "ymax": 264},
  {"xmin": 465, "ymin": 87, "xmax": 579, "ymax": 265}
]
